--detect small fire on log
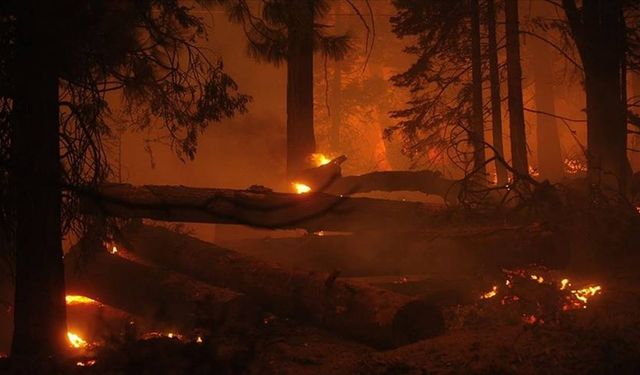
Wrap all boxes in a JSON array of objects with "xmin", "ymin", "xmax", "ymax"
[
  {"xmin": 292, "ymin": 182, "xmax": 312, "ymax": 194},
  {"xmin": 67, "ymin": 332, "xmax": 88, "ymax": 349},
  {"xmin": 564, "ymin": 158, "xmax": 588, "ymax": 175},
  {"xmin": 66, "ymin": 295, "xmax": 100, "ymax": 306},
  {"xmin": 310, "ymin": 153, "xmax": 332, "ymax": 167}
]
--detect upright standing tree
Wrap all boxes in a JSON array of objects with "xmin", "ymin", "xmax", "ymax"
[
  {"xmin": 470, "ymin": 0, "xmax": 486, "ymax": 178},
  {"xmin": 1, "ymin": 0, "xmax": 248, "ymax": 364},
  {"xmin": 215, "ymin": 0, "xmax": 369, "ymax": 175},
  {"xmin": 486, "ymin": 0, "xmax": 508, "ymax": 185},
  {"xmin": 561, "ymin": 0, "xmax": 630, "ymax": 191},
  {"xmin": 504, "ymin": 0, "xmax": 529, "ymax": 176}
]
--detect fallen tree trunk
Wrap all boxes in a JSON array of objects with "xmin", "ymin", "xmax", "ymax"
[
  {"xmin": 79, "ymin": 183, "xmax": 454, "ymax": 233},
  {"xmin": 292, "ymin": 156, "xmax": 460, "ymax": 203},
  {"xmin": 65, "ymin": 247, "xmax": 259, "ymax": 334},
  {"xmin": 120, "ymin": 224, "xmax": 445, "ymax": 349}
]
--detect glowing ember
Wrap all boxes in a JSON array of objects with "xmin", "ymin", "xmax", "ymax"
[
  {"xmin": 560, "ymin": 278, "xmax": 570, "ymax": 290},
  {"xmin": 67, "ymin": 332, "xmax": 88, "ymax": 348},
  {"xmin": 310, "ymin": 153, "xmax": 332, "ymax": 167},
  {"xmin": 196, "ymin": 336, "xmax": 203, "ymax": 343},
  {"xmin": 76, "ymin": 360, "xmax": 96, "ymax": 367},
  {"xmin": 65, "ymin": 295, "xmax": 99, "ymax": 305},
  {"xmin": 481, "ymin": 285, "xmax": 498, "ymax": 299},
  {"xmin": 530, "ymin": 274, "xmax": 544, "ymax": 284},
  {"xmin": 564, "ymin": 158, "xmax": 587, "ymax": 175},
  {"xmin": 110, "ymin": 245, "xmax": 118, "ymax": 254},
  {"xmin": 292, "ymin": 182, "xmax": 311, "ymax": 194},
  {"xmin": 570, "ymin": 285, "xmax": 602, "ymax": 306},
  {"xmin": 528, "ymin": 166, "xmax": 540, "ymax": 177}
]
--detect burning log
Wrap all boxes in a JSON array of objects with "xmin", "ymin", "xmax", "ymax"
[
  {"xmin": 79, "ymin": 183, "xmax": 453, "ymax": 233},
  {"xmin": 119, "ymin": 223, "xmax": 446, "ymax": 349},
  {"xmin": 292, "ymin": 156, "xmax": 460, "ymax": 203},
  {"xmin": 65, "ymin": 247, "xmax": 259, "ymax": 334}
]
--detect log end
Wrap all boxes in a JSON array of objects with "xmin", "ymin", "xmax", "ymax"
[{"xmin": 391, "ymin": 300, "xmax": 445, "ymax": 347}]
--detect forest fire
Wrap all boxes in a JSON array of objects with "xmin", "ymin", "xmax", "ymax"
[{"xmin": 2, "ymin": 0, "xmax": 640, "ymax": 372}]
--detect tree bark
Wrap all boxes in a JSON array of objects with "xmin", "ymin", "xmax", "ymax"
[
  {"xmin": 10, "ymin": 1, "xmax": 67, "ymax": 360},
  {"xmin": 330, "ymin": 58, "xmax": 342, "ymax": 153},
  {"xmin": 65, "ymin": 248, "xmax": 258, "ymax": 333},
  {"xmin": 505, "ymin": 0, "xmax": 529, "ymax": 176},
  {"xmin": 487, "ymin": 0, "xmax": 508, "ymax": 185},
  {"xmin": 79, "ymin": 184, "xmax": 459, "ymax": 233},
  {"xmin": 470, "ymin": 0, "xmax": 487, "ymax": 178},
  {"xmin": 286, "ymin": 0, "xmax": 316, "ymax": 176},
  {"xmin": 562, "ymin": 0, "xmax": 630, "ymax": 191},
  {"xmin": 120, "ymin": 224, "xmax": 445, "ymax": 349},
  {"xmin": 529, "ymin": 1, "xmax": 564, "ymax": 182}
]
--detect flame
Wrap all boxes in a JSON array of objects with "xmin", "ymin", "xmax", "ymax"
[
  {"xmin": 76, "ymin": 360, "xmax": 96, "ymax": 367},
  {"xmin": 110, "ymin": 245, "xmax": 118, "ymax": 254},
  {"xmin": 310, "ymin": 153, "xmax": 332, "ymax": 167},
  {"xmin": 560, "ymin": 278, "xmax": 570, "ymax": 290},
  {"xmin": 67, "ymin": 332, "xmax": 88, "ymax": 348},
  {"xmin": 196, "ymin": 336, "xmax": 203, "ymax": 343},
  {"xmin": 530, "ymin": 274, "xmax": 544, "ymax": 284},
  {"xmin": 571, "ymin": 285, "xmax": 602, "ymax": 305},
  {"xmin": 481, "ymin": 285, "xmax": 498, "ymax": 299},
  {"xmin": 65, "ymin": 295, "xmax": 99, "ymax": 305},
  {"xmin": 292, "ymin": 182, "xmax": 311, "ymax": 194}
]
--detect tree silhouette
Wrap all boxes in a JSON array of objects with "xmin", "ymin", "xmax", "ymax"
[{"xmin": 0, "ymin": 0, "xmax": 248, "ymax": 364}]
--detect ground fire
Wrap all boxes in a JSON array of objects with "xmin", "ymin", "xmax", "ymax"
[{"xmin": 2, "ymin": 0, "xmax": 640, "ymax": 373}]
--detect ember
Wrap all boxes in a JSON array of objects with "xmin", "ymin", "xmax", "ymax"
[
  {"xmin": 76, "ymin": 360, "xmax": 96, "ymax": 367},
  {"xmin": 481, "ymin": 285, "xmax": 498, "ymax": 299}
]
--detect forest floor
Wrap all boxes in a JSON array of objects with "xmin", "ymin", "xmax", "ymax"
[{"xmin": 36, "ymin": 252, "xmax": 639, "ymax": 375}]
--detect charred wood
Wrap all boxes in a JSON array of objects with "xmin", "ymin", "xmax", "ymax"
[
  {"xmin": 120, "ymin": 224, "xmax": 446, "ymax": 349},
  {"xmin": 65, "ymin": 247, "xmax": 259, "ymax": 334}
]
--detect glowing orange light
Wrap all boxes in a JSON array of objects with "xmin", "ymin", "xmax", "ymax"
[
  {"xmin": 310, "ymin": 153, "xmax": 332, "ymax": 167},
  {"xmin": 76, "ymin": 360, "xmax": 96, "ymax": 367},
  {"xmin": 292, "ymin": 182, "xmax": 311, "ymax": 194},
  {"xmin": 65, "ymin": 295, "xmax": 99, "ymax": 305},
  {"xmin": 68, "ymin": 332, "xmax": 88, "ymax": 348},
  {"xmin": 481, "ymin": 285, "xmax": 498, "ymax": 299}
]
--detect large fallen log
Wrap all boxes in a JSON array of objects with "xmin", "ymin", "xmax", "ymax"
[
  {"xmin": 65, "ymin": 247, "xmax": 259, "ymax": 334},
  {"xmin": 79, "ymin": 183, "xmax": 457, "ymax": 233},
  {"xmin": 119, "ymin": 223, "xmax": 446, "ymax": 349},
  {"xmin": 292, "ymin": 156, "xmax": 461, "ymax": 203}
]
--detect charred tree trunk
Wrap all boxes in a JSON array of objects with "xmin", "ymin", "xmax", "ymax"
[
  {"xmin": 505, "ymin": 0, "xmax": 529, "ymax": 176},
  {"xmin": 79, "ymin": 184, "xmax": 461, "ymax": 233},
  {"xmin": 470, "ymin": 0, "xmax": 487, "ymax": 178},
  {"xmin": 120, "ymin": 224, "xmax": 445, "ymax": 349},
  {"xmin": 562, "ymin": 0, "xmax": 630, "ymax": 191},
  {"xmin": 286, "ymin": 0, "xmax": 316, "ymax": 176},
  {"xmin": 65, "ymin": 248, "xmax": 258, "ymax": 332},
  {"xmin": 487, "ymin": 0, "xmax": 508, "ymax": 185},
  {"xmin": 10, "ymin": 2, "xmax": 67, "ymax": 361},
  {"xmin": 529, "ymin": 5, "xmax": 564, "ymax": 182}
]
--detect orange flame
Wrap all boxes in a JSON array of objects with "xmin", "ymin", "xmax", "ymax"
[
  {"xmin": 310, "ymin": 153, "xmax": 332, "ymax": 167},
  {"xmin": 292, "ymin": 182, "xmax": 311, "ymax": 194},
  {"xmin": 481, "ymin": 285, "xmax": 498, "ymax": 299},
  {"xmin": 65, "ymin": 295, "xmax": 99, "ymax": 305},
  {"xmin": 67, "ymin": 332, "xmax": 88, "ymax": 348}
]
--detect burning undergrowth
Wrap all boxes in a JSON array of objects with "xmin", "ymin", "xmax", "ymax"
[{"xmin": 446, "ymin": 266, "xmax": 603, "ymax": 330}]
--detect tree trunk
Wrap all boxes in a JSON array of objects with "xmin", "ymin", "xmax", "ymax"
[
  {"xmin": 330, "ymin": 62, "xmax": 342, "ymax": 152},
  {"xmin": 562, "ymin": 0, "xmax": 630, "ymax": 191},
  {"xmin": 120, "ymin": 224, "xmax": 445, "ymax": 349},
  {"xmin": 10, "ymin": 2, "xmax": 67, "ymax": 361},
  {"xmin": 529, "ymin": 2, "xmax": 564, "ymax": 182},
  {"xmin": 65, "ymin": 248, "xmax": 258, "ymax": 333},
  {"xmin": 631, "ymin": 72, "xmax": 640, "ymax": 172},
  {"xmin": 470, "ymin": 0, "xmax": 487, "ymax": 178},
  {"xmin": 504, "ymin": 0, "xmax": 529, "ymax": 176},
  {"xmin": 487, "ymin": 0, "xmax": 508, "ymax": 185},
  {"xmin": 286, "ymin": 0, "xmax": 316, "ymax": 176},
  {"xmin": 79, "ymin": 184, "xmax": 462, "ymax": 233}
]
